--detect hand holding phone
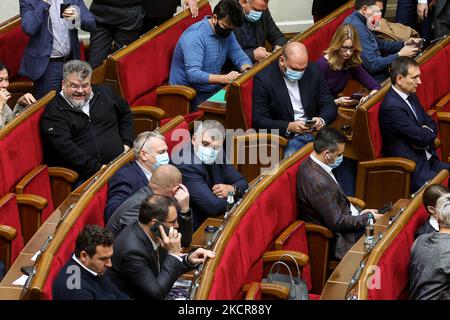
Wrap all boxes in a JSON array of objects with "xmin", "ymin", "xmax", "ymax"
[
  {"xmin": 60, "ymin": 3, "xmax": 70, "ymax": 18},
  {"xmin": 351, "ymin": 92, "xmax": 364, "ymax": 100},
  {"xmin": 304, "ymin": 119, "xmax": 316, "ymax": 128}
]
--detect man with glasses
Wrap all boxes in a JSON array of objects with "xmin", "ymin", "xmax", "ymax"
[
  {"xmin": 110, "ymin": 194, "xmax": 215, "ymax": 299},
  {"xmin": 296, "ymin": 127, "xmax": 382, "ymax": 259},
  {"xmin": 233, "ymin": 0, "xmax": 286, "ymax": 63},
  {"xmin": 343, "ymin": 0, "xmax": 421, "ymax": 83},
  {"xmin": 107, "ymin": 165, "xmax": 193, "ymax": 248},
  {"xmin": 169, "ymin": 0, "xmax": 252, "ymax": 109},
  {"xmin": 104, "ymin": 131, "xmax": 169, "ymax": 221},
  {"xmin": 252, "ymin": 41, "xmax": 337, "ymax": 158},
  {"xmin": 41, "ymin": 60, "xmax": 134, "ymax": 183}
]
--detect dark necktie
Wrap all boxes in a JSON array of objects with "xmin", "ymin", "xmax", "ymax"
[{"xmin": 406, "ymin": 95, "xmax": 420, "ymax": 123}]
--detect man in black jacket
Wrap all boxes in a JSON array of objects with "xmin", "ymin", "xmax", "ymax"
[
  {"xmin": 53, "ymin": 225, "xmax": 129, "ymax": 300},
  {"xmin": 142, "ymin": 0, "xmax": 199, "ymax": 33},
  {"xmin": 111, "ymin": 194, "xmax": 215, "ymax": 300},
  {"xmin": 41, "ymin": 60, "xmax": 134, "ymax": 182},
  {"xmin": 234, "ymin": 0, "xmax": 286, "ymax": 63}
]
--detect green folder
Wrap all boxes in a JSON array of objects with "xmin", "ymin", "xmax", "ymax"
[{"xmin": 207, "ymin": 89, "xmax": 227, "ymax": 103}]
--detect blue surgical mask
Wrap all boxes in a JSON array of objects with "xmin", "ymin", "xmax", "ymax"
[
  {"xmin": 328, "ymin": 154, "xmax": 344, "ymax": 169},
  {"xmin": 152, "ymin": 152, "xmax": 169, "ymax": 170},
  {"xmin": 245, "ymin": 9, "xmax": 262, "ymax": 22},
  {"xmin": 284, "ymin": 68, "xmax": 304, "ymax": 82},
  {"xmin": 196, "ymin": 145, "xmax": 219, "ymax": 165}
]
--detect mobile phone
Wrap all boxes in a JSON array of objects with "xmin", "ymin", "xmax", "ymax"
[
  {"xmin": 21, "ymin": 265, "xmax": 33, "ymax": 276},
  {"xmin": 415, "ymin": 38, "xmax": 424, "ymax": 48},
  {"xmin": 151, "ymin": 221, "xmax": 171, "ymax": 238},
  {"xmin": 60, "ymin": 3, "xmax": 70, "ymax": 18},
  {"xmin": 351, "ymin": 92, "xmax": 364, "ymax": 100},
  {"xmin": 378, "ymin": 202, "xmax": 393, "ymax": 215},
  {"xmin": 205, "ymin": 225, "xmax": 219, "ymax": 233},
  {"xmin": 305, "ymin": 119, "xmax": 316, "ymax": 127}
]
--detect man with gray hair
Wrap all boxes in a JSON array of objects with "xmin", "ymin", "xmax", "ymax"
[
  {"xmin": 175, "ymin": 120, "xmax": 248, "ymax": 229},
  {"xmin": 41, "ymin": 60, "xmax": 134, "ymax": 183},
  {"xmin": 104, "ymin": 130, "xmax": 169, "ymax": 221}
]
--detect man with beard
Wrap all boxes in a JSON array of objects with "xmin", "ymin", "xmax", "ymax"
[{"xmin": 40, "ymin": 60, "xmax": 134, "ymax": 183}]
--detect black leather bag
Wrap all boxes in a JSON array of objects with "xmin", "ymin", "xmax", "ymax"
[{"xmin": 262, "ymin": 254, "xmax": 309, "ymax": 300}]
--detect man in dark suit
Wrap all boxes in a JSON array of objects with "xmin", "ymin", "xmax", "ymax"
[
  {"xmin": 234, "ymin": 0, "xmax": 286, "ymax": 63},
  {"xmin": 174, "ymin": 120, "xmax": 249, "ymax": 230},
  {"xmin": 142, "ymin": 0, "xmax": 199, "ymax": 33},
  {"xmin": 296, "ymin": 127, "xmax": 381, "ymax": 259},
  {"xmin": 107, "ymin": 164, "xmax": 193, "ymax": 247},
  {"xmin": 104, "ymin": 131, "xmax": 169, "ymax": 221},
  {"xmin": 19, "ymin": 0, "xmax": 96, "ymax": 98},
  {"xmin": 53, "ymin": 225, "xmax": 129, "ymax": 300},
  {"xmin": 110, "ymin": 194, "xmax": 215, "ymax": 299},
  {"xmin": 379, "ymin": 57, "xmax": 449, "ymax": 193},
  {"xmin": 253, "ymin": 41, "xmax": 337, "ymax": 157}
]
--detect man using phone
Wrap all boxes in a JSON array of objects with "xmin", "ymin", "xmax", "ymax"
[
  {"xmin": 19, "ymin": 0, "xmax": 96, "ymax": 98},
  {"xmin": 111, "ymin": 194, "xmax": 215, "ymax": 300}
]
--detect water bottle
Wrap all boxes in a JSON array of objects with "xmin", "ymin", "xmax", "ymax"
[
  {"xmin": 364, "ymin": 213, "xmax": 375, "ymax": 250},
  {"xmin": 224, "ymin": 191, "xmax": 234, "ymax": 219}
]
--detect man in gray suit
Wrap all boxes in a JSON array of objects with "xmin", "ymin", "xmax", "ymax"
[
  {"xmin": 106, "ymin": 164, "xmax": 193, "ymax": 246},
  {"xmin": 296, "ymin": 127, "xmax": 381, "ymax": 259}
]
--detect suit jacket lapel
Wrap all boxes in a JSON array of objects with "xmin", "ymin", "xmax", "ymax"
[
  {"xmin": 391, "ymin": 89, "xmax": 420, "ymax": 125},
  {"xmin": 274, "ymin": 64, "xmax": 295, "ymax": 119},
  {"xmin": 307, "ymin": 158, "xmax": 346, "ymax": 196},
  {"xmin": 298, "ymin": 70, "xmax": 309, "ymax": 117}
]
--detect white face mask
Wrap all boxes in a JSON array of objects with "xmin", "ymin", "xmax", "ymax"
[
  {"xmin": 196, "ymin": 145, "xmax": 219, "ymax": 164},
  {"xmin": 152, "ymin": 152, "xmax": 169, "ymax": 170}
]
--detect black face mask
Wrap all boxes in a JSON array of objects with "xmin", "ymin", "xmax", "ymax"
[{"xmin": 214, "ymin": 21, "xmax": 232, "ymax": 38}]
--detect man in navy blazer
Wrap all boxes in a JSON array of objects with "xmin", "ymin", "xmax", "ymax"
[
  {"xmin": 19, "ymin": 0, "xmax": 96, "ymax": 98},
  {"xmin": 175, "ymin": 120, "xmax": 248, "ymax": 229},
  {"xmin": 253, "ymin": 41, "xmax": 337, "ymax": 157},
  {"xmin": 105, "ymin": 131, "xmax": 169, "ymax": 222},
  {"xmin": 380, "ymin": 57, "xmax": 449, "ymax": 192}
]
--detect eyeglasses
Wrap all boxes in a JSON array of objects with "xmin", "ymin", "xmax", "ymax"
[
  {"xmin": 340, "ymin": 46, "xmax": 355, "ymax": 52},
  {"xmin": 138, "ymin": 129, "xmax": 161, "ymax": 154},
  {"xmin": 64, "ymin": 80, "xmax": 91, "ymax": 91}
]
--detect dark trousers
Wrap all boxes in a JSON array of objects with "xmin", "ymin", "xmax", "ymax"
[
  {"xmin": 433, "ymin": 1, "xmax": 450, "ymax": 39},
  {"xmin": 142, "ymin": 15, "xmax": 173, "ymax": 34},
  {"xmin": 34, "ymin": 60, "xmax": 65, "ymax": 99},
  {"xmin": 395, "ymin": 0, "xmax": 432, "ymax": 42},
  {"xmin": 88, "ymin": 23, "xmax": 141, "ymax": 69}
]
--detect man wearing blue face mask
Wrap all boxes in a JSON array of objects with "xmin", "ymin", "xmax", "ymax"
[
  {"xmin": 175, "ymin": 120, "xmax": 248, "ymax": 229},
  {"xmin": 104, "ymin": 131, "xmax": 169, "ymax": 222},
  {"xmin": 297, "ymin": 127, "xmax": 381, "ymax": 259},
  {"xmin": 233, "ymin": 0, "xmax": 286, "ymax": 63},
  {"xmin": 253, "ymin": 42, "xmax": 337, "ymax": 158}
]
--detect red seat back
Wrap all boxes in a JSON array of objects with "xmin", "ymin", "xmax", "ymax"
[
  {"xmin": 367, "ymin": 205, "xmax": 429, "ymax": 300},
  {"xmin": 116, "ymin": 4, "xmax": 212, "ymax": 106},
  {"xmin": 240, "ymin": 79, "xmax": 254, "ymax": 129},
  {"xmin": 42, "ymin": 185, "xmax": 108, "ymax": 300},
  {"xmin": 0, "ymin": 19, "xmax": 29, "ymax": 80},
  {"xmin": 0, "ymin": 193, "xmax": 25, "ymax": 264},
  {"xmin": 208, "ymin": 151, "xmax": 312, "ymax": 299},
  {"xmin": 367, "ymin": 101, "xmax": 383, "ymax": 159}
]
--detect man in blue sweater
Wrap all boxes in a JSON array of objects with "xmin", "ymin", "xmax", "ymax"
[
  {"xmin": 53, "ymin": 225, "xmax": 129, "ymax": 300},
  {"xmin": 344, "ymin": 0, "xmax": 421, "ymax": 83}
]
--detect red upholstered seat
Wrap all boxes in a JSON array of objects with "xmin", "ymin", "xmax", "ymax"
[
  {"xmin": 159, "ymin": 111, "xmax": 204, "ymax": 127},
  {"xmin": 240, "ymin": 79, "xmax": 254, "ymax": 129},
  {"xmin": 367, "ymin": 101, "xmax": 383, "ymax": 159},
  {"xmin": 303, "ymin": 7, "xmax": 353, "ymax": 62},
  {"xmin": 0, "ymin": 22, "xmax": 29, "ymax": 81},
  {"xmin": 367, "ymin": 205, "xmax": 429, "ymax": 300},
  {"xmin": 116, "ymin": 5, "xmax": 211, "ymax": 108},
  {"xmin": 0, "ymin": 193, "xmax": 25, "ymax": 264},
  {"xmin": 208, "ymin": 151, "xmax": 312, "ymax": 299},
  {"xmin": 42, "ymin": 185, "xmax": 108, "ymax": 300}
]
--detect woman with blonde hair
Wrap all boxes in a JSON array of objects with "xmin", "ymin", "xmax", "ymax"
[{"xmin": 317, "ymin": 24, "xmax": 381, "ymax": 106}]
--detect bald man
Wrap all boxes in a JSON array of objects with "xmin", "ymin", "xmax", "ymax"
[
  {"xmin": 252, "ymin": 42, "xmax": 337, "ymax": 157},
  {"xmin": 106, "ymin": 164, "xmax": 193, "ymax": 246}
]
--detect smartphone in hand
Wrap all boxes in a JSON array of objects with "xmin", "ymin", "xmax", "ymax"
[
  {"xmin": 60, "ymin": 3, "xmax": 70, "ymax": 18},
  {"xmin": 305, "ymin": 119, "xmax": 316, "ymax": 128}
]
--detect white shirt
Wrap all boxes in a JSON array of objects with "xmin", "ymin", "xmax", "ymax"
[
  {"xmin": 142, "ymin": 228, "xmax": 183, "ymax": 263},
  {"xmin": 283, "ymin": 78, "xmax": 306, "ymax": 121},
  {"xmin": 310, "ymin": 154, "xmax": 359, "ymax": 216},
  {"xmin": 429, "ymin": 216, "xmax": 439, "ymax": 231},
  {"xmin": 135, "ymin": 160, "xmax": 153, "ymax": 181},
  {"xmin": 72, "ymin": 254, "xmax": 98, "ymax": 277},
  {"xmin": 48, "ymin": 0, "xmax": 71, "ymax": 58},
  {"xmin": 392, "ymin": 86, "xmax": 432, "ymax": 160},
  {"xmin": 417, "ymin": 0, "xmax": 427, "ymax": 4}
]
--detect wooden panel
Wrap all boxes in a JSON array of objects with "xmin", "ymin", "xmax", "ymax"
[{"xmin": 191, "ymin": 218, "xmax": 224, "ymax": 248}]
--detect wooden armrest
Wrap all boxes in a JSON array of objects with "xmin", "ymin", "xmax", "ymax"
[
  {"xmin": 347, "ymin": 196, "xmax": 366, "ymax": 209},
  {"xmin": 427, "ymin": 109, "xmax": 436, "ymax": 117},
  {"xmin": 48, "ymin": 167, "xmax": 79, "ymax": 183},
  {"xmin": 435, "ymin": 92, "xmax": 450, "ymax": 112},
  {"xmin": 242, "ymin": 282, "xmax": 290, "ymax": 300},
  {"xmin": 358, "ymin": 157, "xmax": 416, "ymax": 173},
  {"xmin": 7, "ymin": 81, "xmax": 34, "ymax": 91},
  {"xmin": 274, "ymin": 220, "xmax": 306, "ymax": 250},
  {"xmin": 131, "ymin": 106, "xmax": 166, "ymax": 120},
  {"xmin": 262, "ymin": 250, "xmax": 309, "ymax": 267},
  {"xmin": 156, "ymin": 85, "xmax": 196, "ymax": 100},
  {"xmin": 304, "ymin": 222, "xmax": 334, "ymax": 239},
  {"xmin": 16, "ymin": 194, "xmax": 48, "ymax": 210},
  {"xmin": 433, "ymin": 137, "xmax": 441, "ymax": 149},
  {"xmin": 0, "ymin": 224, "xmax": 18, "ymax": 241}
]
